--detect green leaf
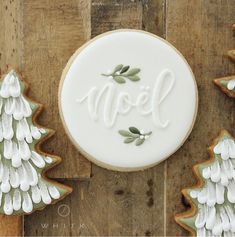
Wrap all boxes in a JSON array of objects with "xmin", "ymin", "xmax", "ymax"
[
  {"xmin": 119, "ymin": 130, "xmax": 133, "ymax": 137},
  {"xmin": 126, "ymin": 68, "xmax": 140, "ymax": 76},
  {"xmin": 124, "ymin": 137, "xmax": 135, "ymax": 143},
  {"xmin": 113, "ymin": 64, "xmax": 123, "ymax": 73},
  {"xmin": 120, "ymin": 65, "xmax": 130, "ymax": 74},
  {"xmin": 135, "ymin": 138, "xmax": 145, "ymax": 146},
  {"xmin": 127, "ymin": 75, "xmax": 140, "ymax": 81},
  {"xmin": 129, "ymin": 127, "xmax": 141, "ymax": 134},
  {"xmin": 114, "ymin": 76, "xmax": 126, "ymax": 84}
]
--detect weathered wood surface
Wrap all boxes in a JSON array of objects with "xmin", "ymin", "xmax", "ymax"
[
  {"xmin": 0, "ymin": 0, "xmax": 91, "ymax": 180},
  {"xmin": 166, "ymin": 0, "xmax": 235, "ymax": 236},
  {"xmin": 0, "ymin": 0, "xmax": 23, "ymax": 236},
  {"xmin": 1, "ymin": 0, "xmax": 234, "ymax": 236}
]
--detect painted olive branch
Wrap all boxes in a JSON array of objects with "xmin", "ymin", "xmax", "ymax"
[
  {"xmin": 118, "ymin": 127, "xmax": 152, "ymax": 146},
  {"xmin": 101, "ymin": 64, "xmax": 141, "ymax": 84}
]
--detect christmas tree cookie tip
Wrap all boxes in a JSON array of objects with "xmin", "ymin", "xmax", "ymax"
[{"xmin": 0, "ymin": 70, "xmax": 71, "ymax": 216}]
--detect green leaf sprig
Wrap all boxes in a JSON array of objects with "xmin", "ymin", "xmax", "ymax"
[
  {"xmin": 101, "ymin": 64, "xmax": 141, "ymax": 84},
  {"xmin": 118, "ymin": 127, "xmax": 152, "ymax": 146}
]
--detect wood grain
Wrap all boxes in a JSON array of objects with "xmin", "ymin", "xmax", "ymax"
[
  {"xmin": 0, "ymin": 0, "xmax": 23, "ymax": 236},
  {"xmin": 166, "ymin": 0, "xmax": 235, "ymax": 235},
  {"xmin": 21, "ymin": 0, "xmax": 91, "ymax": 179}
]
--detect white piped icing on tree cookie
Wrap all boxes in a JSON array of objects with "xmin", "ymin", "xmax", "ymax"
[
  {"xmin": 227, "ymin": 79, "xmax": 235, "ymax": 91},
  {"xmin": 178, "ymin": 131, "xmax": 235, "ymax": 236},
  {"xmin": 0, "ymin": 70, "xmax": 68, "ymax": 215},
  {"xmin": 59, "ymin": 30, "xmax": 198, "ymax": 171}
]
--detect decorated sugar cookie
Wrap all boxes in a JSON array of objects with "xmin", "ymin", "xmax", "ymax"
[
  {"xmin": 0, "ymin": 70, "xmax": 71, "ymax": 215},
  {"xmin": 214, "ymin": 75, "xmax": 235, "ymax": 98},
  {"xmin": 214, "ymin": 33, "xmax": 235, "ymax": 98},
  {"xmin": 175, "ymin": 130, "xmax": 235, "ymax": 236},
  {"xmin": 59, "ymin": 30, "xmax": 198, "ymax": 171}
]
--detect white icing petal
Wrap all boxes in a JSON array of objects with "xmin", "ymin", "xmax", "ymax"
[
  {"xmin": 16, "ymin": 120, "xmax": 24, "ymax": 141},
  {"xmin": 227, "ymin": 79, "xmax": 235, "ymax": 90},
  {"xmin": 215, "ymin": 183, "xmax": 224, "ymax": 204},
  {"xmin": 4, "ymin": 97, "xmax": 15, "ymax": 115},
  {"xmin": 31, "ymin": 151, "xmax": 45, "ymax": 168},
  {"xmin": 221, "ymin": 162, "xmax": 229, "ymax": 186},
  {"xmin": 21, "ymin": 96, "xmax": 32, "ymax": 118},
  {"xmin": 206, "ymin": 206, "xmax": 216, "ymax": 230},
  {"xmin": 48, "ymin": 186, "xmax": 60, "ymax": 199},
  {"xmin": 198, "ymin": 186, "xmax": 208, "ymax": 204},
  {"xmin": 221, "ymin": 140, "xmax": 230, "ymax": 160},
  {"xmin": 207, "ymin": 181, "xmax": 216, "ymax": 206},
  {"xmin": 214, "ymin": 141, "xmax": 222, "ymax": 154},
  {"xmin": 9, "ymin": 73, "xmax": 21, "ymax": 97},
  {"xmin": 9, "ymin": 167, "xmax": 19, "ymax": 188},
  {"xmin": 212, "ymin": 213, "xmax": 223, "ymax": 235},
  {"xmin": 210, "ymin": 161, "xmax": 221, "ymax": 182},
  {"xmin": 12, "ymin": 142, "xmax": 21, "ymax": 168},
  {"xmin": 44, "ymin": 156, "xmax": 53, "ymax": 164},
  {"xmin": 18, "ymin": 140, "xmax": 31, "ymax": 160},
  {"xmin": 13, "ymin": 97, "xmax": 24, "ymax": 120},
  {"xmin": 2, "ymin": 113, "xmax": 13, "ymax": 139},
  {"xmin": 13, "ymin": 189, "xmax": 21, "ymax": 211},
  {"xmin": 13, "ymin": 96, "xmax": 31, "ymax": 120},
  {"xmin": 0, "ymin": 162, "xmax": 3, "ymax": 182},
  {"xmin": 25, "ymin": 134, "xmax": 33, "ymax": 144},
  {"xmin": 4, "ymin": 139, "xmax": 13, "ymax": 159},
  {"xmin": 225, "ymin": 206, "xmax": 235, "ymax": 232},
  {"xmin": 0, "ymin": 73, "xmax": 11, "ymax": 98},
  {"xmin": 226, "ymin": 160, "xmax": 234, "ymax": 179},
  {"xmin": 20, "ymin": 164, "xmax": 31, "ymax": 192},
  {"xmin": 1, "ymin": 165, "xmax": 10, "ymax": 193},
  {"xmin": 23, "ymin": 161, "xmax": 38, "ymax": 186},
  {"xmin": 16, "ymin": 118, "xmax": 31, "ymax": 142},
  {"xmin": 18, "ymin": 166, "xmax": 29, "ymax": 192},
  {"xmin": 39, "ymin": 128, "xmax": 46, "ymax": 134},
  {"xmin": 38, "ymin": 179, "xmax": 51, "ymax": 204},
  {"xmin": 202, "ymin": 166, "xmax": 211, "ymax": 179},
  {"xmin": 220, "ymin": 207, "xmax": 230, "ymax": 232},
  {"xmin": 0, "ymin": 191, "xmax": 2, "ymax": 207},
  {"xmin": 4, "ymin": 193, "xmax": 13, "ymax": 215},
  {"xmin": 31, "ymin": 185, "xmax": 41, "ymax": 204},
  {"xmin": 0, "ymin": 97, "xmax": 3, "ymax": 115},
  {"xmin": 0, "ymin": 120, "xmax": 3, "ymax": 142},
  {"xmin": 227, "ymin": 181, "xmax": 235, "ymax": 203},
  {"xmin": 21, "ymin": 118, "xmax": 31, "ymax": 138},
  {"xmin": 30, "ymin": 125, "xmax": 41, "ymax": 140},
  {"xmin": 197, "ymin": 227, "xmax": 206, "ymax": 237},
  {"xmin": 229, "ymin": 139, "xmax": 235, "ymax": 158},
  {"xmin": 195, "ymin": 205, "xmax": 207, "ymax": 228},
  {"xmin": 22, "ymin": 192, "xmax": 33, "ymax": 213},
  {"xmin": 190, "ymin": 190, "xmax": 199, "ymax": 199}
]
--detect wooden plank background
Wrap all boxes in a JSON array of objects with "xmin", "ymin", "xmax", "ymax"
[{"xmin": 0, "ymin": 0, "xmax": 234, "ymax": 236}]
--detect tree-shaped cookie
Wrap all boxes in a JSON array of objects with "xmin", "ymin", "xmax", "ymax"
[
  {"xmin": 175, "ymin": 25, "xmax": 235, "ymax": 236},
  {"xmin": 0, "ymin": 70, "xmax": 71, "ymax": 215},
  {"xmin": 214, "ymin": 24, "xmax": 235, "ymax": 98},
  {"xmin": 175, "ymin": 130, "xmax": 235, "ymax": 236}
]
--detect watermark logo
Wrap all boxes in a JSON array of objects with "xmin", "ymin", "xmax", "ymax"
[{"xmin": 57, "ymin": 204, "xmax": 70, "ymax": 217}]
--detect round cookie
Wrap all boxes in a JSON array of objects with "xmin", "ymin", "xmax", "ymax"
[{"xmin": 59, "ymin": 30, "xmax": 198, "ymax": 171}]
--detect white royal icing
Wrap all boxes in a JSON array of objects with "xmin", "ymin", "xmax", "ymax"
[
  {"xmin": 190, "ymin": 136, "xmax": 235, "ymax": 236},
  {"xmin": 227, "ymin": 79, "xmax": 235, "ymax": 91},
  {"xmin": 60, "ymin": 30, "xmax": 198, "ymax": 170},
  {"xmin": 77, "ymin": 69, "xmax": 175, "ymax": 128},
  {"xmin": 0, "ymin": 70, "xmax": 61, "ymax": 215}
]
